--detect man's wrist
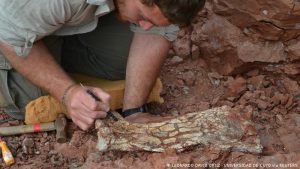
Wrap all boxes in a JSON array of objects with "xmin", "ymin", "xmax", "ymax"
[{"xmin": 61, "ymin": 83, "xmax": 78, "ymax": 105}]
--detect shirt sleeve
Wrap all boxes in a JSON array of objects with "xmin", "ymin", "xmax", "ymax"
[
  {"xmin": 130, "ymin": 24, "xmax": 180, "ymax": 42},
  {"xmin": 0, "ymin": 0, "xmax": 73, "ymax": 57}
]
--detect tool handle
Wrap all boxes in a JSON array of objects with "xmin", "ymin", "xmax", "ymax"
[
  {"xmin": 0, "ymin": 141, "xmax": 15, "ymax": 166},
  {"xmin": 86, "ymin": 89, "xmax": 118, "ymax": 121},
  {"xmin": 0, "ymin": 123, "xmax": 55, "ymax": 136}
]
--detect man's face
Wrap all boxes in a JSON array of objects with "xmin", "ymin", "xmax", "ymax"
[{"xmin": 115, "ymin": 0, "xmax": 171, "ymax": 30}]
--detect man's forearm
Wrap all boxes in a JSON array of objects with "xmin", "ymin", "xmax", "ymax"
[
  {"xmin": 123, "ymin": 33, "xmax": 171, "ymax": 110},
  {"xmin": 0, "ymin": 40, "xmax": 75, "ymax": 101}
]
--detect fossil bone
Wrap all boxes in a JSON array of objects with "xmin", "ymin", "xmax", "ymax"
[{"xmin": 96, "ymin": 106, "xmax": 263, "ymax": 153}]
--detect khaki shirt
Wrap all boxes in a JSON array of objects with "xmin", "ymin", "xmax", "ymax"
[{"xmin": 0, "ymin": 0, "xmax": 179, "ymax": 63}]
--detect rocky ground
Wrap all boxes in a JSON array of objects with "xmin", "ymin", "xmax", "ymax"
[
  {"xmin": 1, "ymin": 55, "xmax": 300, "ymax": 169},
  {"xmin": 1, "ymin": 0, "xmax": 300, "ymax": 168}
]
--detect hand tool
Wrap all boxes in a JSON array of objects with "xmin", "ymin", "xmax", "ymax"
[
  {"xmin": 0, "ymin": 137, "xmax": 15, "ymax": 166},
  {"xmin": 0, "ymin": 114, "xmax": 68, "ymax": 143},
  {"xmin": 80, "ymin": 83, "xmax": 118, "ymax": 121}
]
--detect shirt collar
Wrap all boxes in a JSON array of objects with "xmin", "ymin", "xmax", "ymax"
[{"xmin": 86, "ymin": 0, "xmax": 115, "ymax": 17}]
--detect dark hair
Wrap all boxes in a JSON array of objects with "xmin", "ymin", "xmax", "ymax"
[{"xmin": 142, "ymin": 0, "xmax": 206, "ymax": 26}]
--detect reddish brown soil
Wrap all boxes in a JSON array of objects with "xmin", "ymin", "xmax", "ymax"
[{"xmin": 1, "ymin": 57, "xmax": 300, "ymax": 169}]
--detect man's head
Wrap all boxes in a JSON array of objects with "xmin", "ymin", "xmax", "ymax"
[{"xmin": 114, "ymin": 0, "xmax": 206, "ymax": 30}]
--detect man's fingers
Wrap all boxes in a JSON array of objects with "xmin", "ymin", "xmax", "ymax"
[
  {"xmin": 81, "ymin": 107, "xmax": 107, "ymax": 119},
  {"xmin": 71, "ymin": 114, "xmax": 92, "ymax": 131},
  {"xmin": 95, "ymin": 102, "xmax": 110, "ymax": 112},
  {"xmin": 78, "ymin": 99, "xmax": 108, "ymax": 118},
  {"xmin": 89, "ymin": 87, "xmax": 111, "ymax": 104},
  {"xmin": 82, "ymin": 89, "xmax": 110, "ymax": 112}
]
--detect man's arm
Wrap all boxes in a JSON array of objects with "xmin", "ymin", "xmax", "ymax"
[
  {"xmin": 123, "ymin": 33, "xmax": 171, "ymax": 117},
  {"xmin": 0, "ymin": 40, "xmax": 110, "ymax": 130}
]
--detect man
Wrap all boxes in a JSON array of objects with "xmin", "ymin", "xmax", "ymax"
[{"xmin": 0, "ymin": 0, "xmax": 205, "ymax": 130}]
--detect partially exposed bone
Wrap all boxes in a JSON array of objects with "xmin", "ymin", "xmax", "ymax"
[{"xmin": 96, "ymin": 106, "xmax": 262, "ymax": 154}]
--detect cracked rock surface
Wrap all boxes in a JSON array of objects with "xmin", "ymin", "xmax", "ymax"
[{"xmin": 96, "ymin": 106, "xmax": 262, "ymax": 154}]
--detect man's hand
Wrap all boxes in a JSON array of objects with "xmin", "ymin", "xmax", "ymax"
[{"xmin": 64, "ymin": 85, "xmax": 111, "ymax": 130}]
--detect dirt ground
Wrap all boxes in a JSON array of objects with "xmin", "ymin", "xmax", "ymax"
[{"xmin": 0, "ymin": 55, "xmax": 300, "ymax": 169}]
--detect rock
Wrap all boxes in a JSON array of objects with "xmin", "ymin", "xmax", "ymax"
[
  {"xmin": 247, "ymin": 75, "xmax": 265, "ymax": 90},
  {"xmin": 207, "ymin": 72, "xmax": 224, "ymax": 79},
  {"xmin": 271, "ymin": 92, "xmax": 284, "ymax": 105},
  {"xmin": 50, "ymin": 155, "xmax": 64, "ymax": 166},
  {"xmin": 207, "ymin": 72, "xmax": 223, "ymax": 87},
  {"xmin": 225, "ymin": 77, "xmax": 247, "ymax": 97},
  {"xmin": 255, "ymin": 99, "xmax": 269, "ymax": 110},
  {"xmin": 281, "ymin": 77, "xmax": 300, "ymax": 94},
  {"xmin": 290, "ymin": 114, "xmax": 300, "ymax": 128},
  {"xmin": 198, "ymin": 101, "xmax": 210, "ymax": 111},
  {"xmin": 282, "ymin": 63, "xmax": 300, "ymax": 75},
  {"xmin": 258, "ymin": 131, "xmax": 279, "ymax": 155},
  {"xmin": 169, "ymin": 56, "xmax": 183, "ymax": 65},
  {"xmin": 237, "ymin": 41, "xmax": 286, "ymax": 63},
  {"xmin": 182, "ymin": 71, "xmax": 196, "ymax": 86},
  {"xmin": 191, "ymin": 45, "xmax": 200, "ymax": 60},
  {"xmin": 280, "ymin": 133, "xmax": 300, "ymax": 152},
  {"xmin": 212, "ymin": 0, "xmax": 300, "ymax": 41},
  {"xmin": 173, "ymin": 29, "xmax": 191, "ymax": 58},
  {"xmin": 22, "ymin": 137, "xmax": 35, "ymax": 155},
  {"xmin": 286, "ymin": 40, "xmax": 300, "ymax": 61},
  {"xmin": 246, "ymin": 69, "xmax": 260, "ymax": 77},
  {"xmin": 69, "ymin": 131, "xmax": 85, "ymax": 147},
  {"xmin": 188, "ymin": 0, "xmax": 300, "ymax": 75}
]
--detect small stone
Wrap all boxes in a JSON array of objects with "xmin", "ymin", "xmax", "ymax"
[
  {"xmin": 48, "ymin": 150, "xmax": 58, "ymax": 156},
  {"xmin": 225, "ymin": 77, "xmax": 247, "ymax": 97},
  {"xmin": 246, "ymin": 69, "xmax": 259, "ymax": 77},
  {"xmin": 248, "ymin": 75, "xmax": 265, "ymax": 89},
  {"xmin": 170, "ymin": 110, "xmax": 179, "ymax": 117},
  {"xmin": 262, "ymin": 10, "xmax": 268, "ymax": 15},
  {"xmin": 227, "ymin": 97, "xmax": 236, "ymax": 102},
  {"xmin": 256, "ymin": 99, "xmax": 269, "ymax": 110},
  {"xmin": 191, "ymin": 45, "xmax": 200, "ymax": 60},
  {"xmin": 182, "ymin": 71, "xmax": 196, "ymax": 86},
  {"xmin": 183, "ymin": 86, "xmax": 189, "ymax": 94},
  {"xmin": 285, "ymin": 95, "xmax": 294, "ymax": 108},
  {"xmin": 290, "ymin": 114, "xmax": 300, "ymax": 127},
  {"xmin": 282, "ymin": 77, "xmax": 300, "ymax": 94},
  {"xmin": 275, "ymin": 114, "xmax": 284, "ymax": 123},
  {"xmin": 22, "ymin": 137, "xmax": 35, "ymax": 155},
  {"xmin": 211, "ymin": 96, "xmax": 220, "ymax": 106},
  {"xmin": 50, "ymin": 155, "xmax": 64, "ymax": 166},
  {"xmin": 208, "ymin": 72, "xmax": 224, "ymax": 79},
  {"xmin": 169, "ymin": 56, "xmax": 183, "ymax": 65}
]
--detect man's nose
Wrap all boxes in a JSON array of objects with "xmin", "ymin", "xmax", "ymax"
[{"xmin": 138, "ymin": 20, "xmax": 154, "ymax": 31}]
